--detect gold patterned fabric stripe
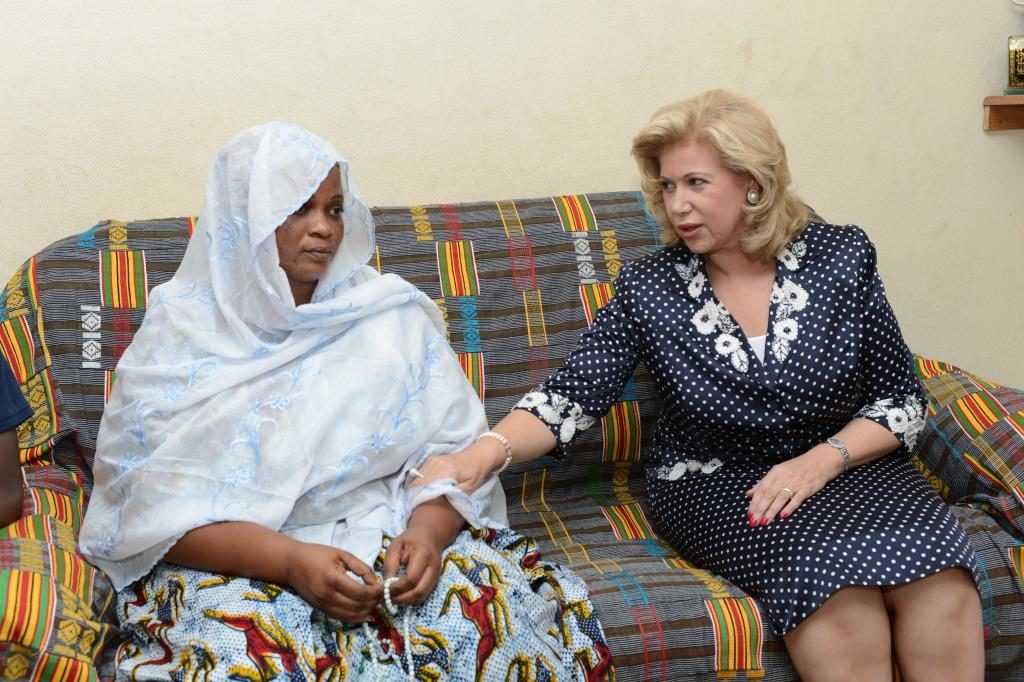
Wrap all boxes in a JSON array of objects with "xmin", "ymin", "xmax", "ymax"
[
  {"xmin": 601, "ymin": 401, "xmax": 642, "ymax": 462},
  {"xmin": 951, "ymin": 392, "xmax": 1005, "ymax": 438},
  {"xmin": 456, "ymin": 352, "xmax": 485, "ymax": 402},
  {"xmin": 579, "ymin": 282, "xmax": 615, "ymax": 326},
  {"xmin": 1009, "ymin": 546, "xmax": 1024, "ymax": 587},
  {"xmin": 521, "ymin": 290, "xmax": 548, "ymax": 347},
  {"xmin": 0, "ymin": 316, "xmax": 36, "ymax": 384},
  {"xmin": 600, "ymin": 228, "xmax": 622, "ymax": 279},
  {"xmin": 553, "ymin": 195, "xmax": 597, "ymax": 233},
  {"xmin": 409, "ymin": 205, "xmax": 434, "ymax": 241},
  {"xmin": 98, "ymin": 250, "xmax": 148, "ymax": 309},
  {"xmin": 915, "ymin": 356, "xmax": 957, "ymax": 380},
  {"xmin": 600, "ymin": 502, "xmax": 657, "ymax": 541},
  {"xmin": 3, "ymin": 263, "xmax": 30, "ymax": 318},
  {"xmin": 436, "ymin": 240, "xmax": 480, "ymax": 297},
  {"xmin": 0, "ymin": 568, "xmax": 54, "ymax": 650},
  {"xmin": 27, "ymin": 487, "xmax": 79, "ymax": 537},
  {"xmin": 705, "ymin": 596, "xmax": 765, "ymax": 673},
  {"xmin": 496, "ymin": 199, "xmax": 524, "ymax": 238},
  {"xmin": 106, "ymin": 221, "xmax": 128, "ymax": 251},
  {"xmin": 103, "ymin": 371, "xmax": 116, "ymax": 405},
  {"xmin": 15, "ymin": 369, "xmax": 59, "ymax": 454}
]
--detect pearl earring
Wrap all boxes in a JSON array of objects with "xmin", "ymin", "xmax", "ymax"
[{"xmin": 746, "ymin": 189, "xmax": 760, "ymax": 205}]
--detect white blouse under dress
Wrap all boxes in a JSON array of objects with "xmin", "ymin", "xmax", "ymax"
[{"xmin": 515, "ymin": 222, "xmax": 978, "ymax": 635}]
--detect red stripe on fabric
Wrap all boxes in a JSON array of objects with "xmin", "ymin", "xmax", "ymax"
[
  {"xmin": 445, "ymin": 244, "xmax": 466, "ymax": 294},
  {"xmin": 508, "ymin": 235, "xmax": 537, "ymax": 291},
  {"xmin": 564, "ymin": 197, "xmax": 585, "ymax": 231},
  {"xmin": 528, "ymin": 345, "xmax": 549, "ymax": 388},
  {"xmin": 440, "ymin": 204, "xmax": 463, "ymax": 240},
  {"xmin": 631, "ymin": 603, "xmax": 667, "ymax": 680},
  {"xmin": 112, "ymin": 309, "xmax": 133, "ymax": 363},
  {"xmin": 724, "ymin": 598, "xmax": 748, "ymax": 668}
]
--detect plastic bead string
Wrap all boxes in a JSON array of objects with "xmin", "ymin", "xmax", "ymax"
[{"xmin": 361, "ymin": 576, "xmax": 415, "ymax": 680}]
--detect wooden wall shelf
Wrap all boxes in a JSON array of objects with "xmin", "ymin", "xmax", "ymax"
[{"xmin": 983, "ymin": 95, "xmax": 1024, "ymax": 131}]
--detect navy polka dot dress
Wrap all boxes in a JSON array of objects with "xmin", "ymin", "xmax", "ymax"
[{"xmin": 515, "ymin": 222, "xmax": 979, "ymax": 635}]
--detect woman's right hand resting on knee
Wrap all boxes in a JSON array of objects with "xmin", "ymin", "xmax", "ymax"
[{"xmin": 165, "ymin": 521, "xmax": 384, "ymax": 623}]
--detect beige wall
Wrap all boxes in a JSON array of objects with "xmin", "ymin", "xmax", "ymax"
[{"xmin": 2, "ymin": 1, "xmax": 1022, "ymax": 385}]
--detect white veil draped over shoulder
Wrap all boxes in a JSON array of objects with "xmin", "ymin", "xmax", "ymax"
[{"xmin": 80, "ymin": 122, "xmax": 505, "ymax": 590}]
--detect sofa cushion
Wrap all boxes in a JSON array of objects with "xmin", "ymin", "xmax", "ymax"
[
  {"xmin": 0, "ymin": 468, "xmax": 116, "ymax": 681},
  {"xmin": 3, "ymin": 194, "xmax": 1023, "ymax": 679},
  {"xmin": 912, "ymin": 357, "xmax": 1024, "ymax": 537},
  {"xmin": 1, "ymin": 220, "xmax": 188, "ymax": 681}
]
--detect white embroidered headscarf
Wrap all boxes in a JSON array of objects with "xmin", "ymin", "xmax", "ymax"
[{"xmin": 80, "ymin": 122, "xmax": 504, "ymax": 590}]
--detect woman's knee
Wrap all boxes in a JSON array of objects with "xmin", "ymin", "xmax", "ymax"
[
  {"xmin": 784, "ymin": 587, "xmax": 892, "ymax": 681},
  {"xmin": 882, "ymin": 567, "xmax": 980, "ymax": 617}
]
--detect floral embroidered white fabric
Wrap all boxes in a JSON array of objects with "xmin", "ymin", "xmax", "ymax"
[
  {"xmin": 674, "ymin": 237, "xmax": 810, "ymax": 373},
  {"xmin": 655, "ymin": 458, "xmax": 724, "ymax": 481},
  {"xmin": 856, "ymin": 395, "xmax": 926, "ymax": 451},
  {"xmin": 80, "ymin": 123, "xmax": 506, "ymax": 590},
  {"xmin": 516, "ymin": 391, "xmax": 597, "ymax": 444}
]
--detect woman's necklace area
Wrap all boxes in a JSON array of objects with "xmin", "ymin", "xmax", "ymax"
[{"xmin": 361, "ymin": 575, "xmax": 416, "ymax": 680}]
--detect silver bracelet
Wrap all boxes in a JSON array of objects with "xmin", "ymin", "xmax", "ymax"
[
  {"xmin": 476, "ymin": 430, "xmax": 513, "ymax": 475},
  {"xmin": 825, "ymin": 436, "xmax": 851, "ymax": 474}
]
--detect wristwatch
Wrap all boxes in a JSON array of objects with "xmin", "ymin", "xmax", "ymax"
[{"xmin": 825, "ymin": 437, "xmax": 851, "ymax": 474}]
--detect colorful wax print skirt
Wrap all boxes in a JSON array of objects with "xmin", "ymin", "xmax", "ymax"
[{"xmin": 114, "ymin": 527, "xmax": 612, "ymax": 681}]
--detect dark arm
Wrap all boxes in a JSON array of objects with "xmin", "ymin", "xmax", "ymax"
[
  {"xmin": 405, "ymin": 495, "xmax": 466, "ymax": 552},
  {"xmin": 164, "ymin": 521, "xmax": 301, "ymax": 583},
  {"xmin": 165, "ymin": 521, "xmax": 383, "ymax": 623},
  {"xmin": 0, "ymin": 429, "xmax": 23, "ymax": 527}
]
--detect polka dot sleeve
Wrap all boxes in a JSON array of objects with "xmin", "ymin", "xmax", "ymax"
[
  {"xmin": 850, "ymin": 230, "xmax": 926, "ymax": 451},
  {"xmin": 514, "ymin": 266, "xmax": 643, "ymax": 459}
]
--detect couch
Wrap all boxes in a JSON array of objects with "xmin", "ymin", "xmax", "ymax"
[{"xmin": 2, "ymin": 190, "xmax": 1023, "ymax": 680}]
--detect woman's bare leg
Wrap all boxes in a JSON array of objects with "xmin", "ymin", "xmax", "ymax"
[
  {"xmin": 882, "ymin": 568, "xmax": 983, "ymax": 682},
  {"xmin": 783, "ymin": 586, "xmax": 893, "ymax": 682}
]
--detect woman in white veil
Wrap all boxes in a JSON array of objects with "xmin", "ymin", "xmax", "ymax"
[{"xmin": 80, "ymin": 122, "xmax": 611, "ymax": 681}]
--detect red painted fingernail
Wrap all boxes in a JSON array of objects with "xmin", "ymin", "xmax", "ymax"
[
  {"xmin": 761, "ymin": 518, "xmax": 770, "ymax": 526},
  {"xmin": 780, "ymin": 511, "xmax": 789, "ymax": 520}
]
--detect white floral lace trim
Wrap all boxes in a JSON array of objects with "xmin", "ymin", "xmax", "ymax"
[
  {"xmin": 674, "ymin": 237, "xmax": 810, "ymax": 372},
  {"xmin": 767, "ymin": 277, "xmax": 808, "ymax": 363},
  {"xmin": 855, "ymin": 395, "xmax": 926, "ymax": 451},
  {"xmin": 516, "ymin": 390, "xmax": 597, "ymax": 444},
  {"xmin": 777, "ymin": 240, "xmax": 807, "ymax": 272},
  {"xmin": 655, "ymin": 458, "xmax": 724, "ymax": 480}
]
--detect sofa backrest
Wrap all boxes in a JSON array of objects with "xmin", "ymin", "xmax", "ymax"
[{"xmin": 0, "ymin": 191, "xmax": 665, "ymax": 493}]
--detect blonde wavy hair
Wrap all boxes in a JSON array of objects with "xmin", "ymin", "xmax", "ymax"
[{"xmin": 631, "ymin": 89, "xmax": 808, "ymax": 262}]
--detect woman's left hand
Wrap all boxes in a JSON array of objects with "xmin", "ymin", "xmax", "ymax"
[
  {"xmin": 745, "ymin": 449, "xmax": 841, "ymax": 526},
  {"xmin": 407, "ymin": 443, "xmax": 499, "ymax": 495},
  {"xmin": 382, "ymin": 526, "xmax": 445, "ymax": 606}
]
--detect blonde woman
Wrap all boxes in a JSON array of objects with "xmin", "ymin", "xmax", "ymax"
[{"xmin": 415, "ymin": 90, "xmax": 984, "ymax": 681}]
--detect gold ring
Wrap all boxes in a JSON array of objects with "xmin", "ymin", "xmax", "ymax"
[{"xmin": 780, "ymin": 487, "xmax": 795, "ymax": 498}]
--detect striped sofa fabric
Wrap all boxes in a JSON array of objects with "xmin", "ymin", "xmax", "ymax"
[{"xmin": 1, "ymin": 191, "xmax": 1022, "ymax": 680}]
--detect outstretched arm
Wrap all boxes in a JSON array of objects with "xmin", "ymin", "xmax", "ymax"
[
  {"xmin": 410, "ymin": 409, "xmax": 557, "ymax": 494},
  {"xmin": 165, "ymin": 521, "xmax": 383, "ymax": 623},
  {"xmin": 0, "ymin": 429, "xmax": 23, "ymax": 527}
]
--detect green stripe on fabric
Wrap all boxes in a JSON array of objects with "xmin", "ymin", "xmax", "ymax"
[
  {"xmin": 132, "ymin": 251, "xmax": 147, "ymax": 308},
  {"xmin": 586, "ymin": 463, "xmax": 612, "ymax": 506}
]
